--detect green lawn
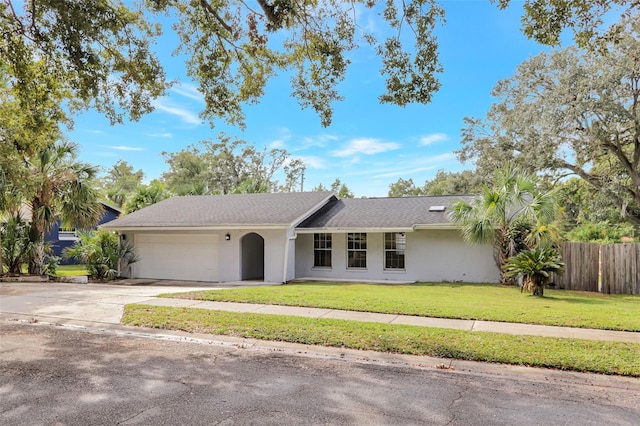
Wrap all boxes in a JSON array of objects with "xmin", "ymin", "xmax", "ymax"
[
  {"xmin": 123, "ymin": 304, "xmax": 640, "ymax": 377},
  {"xmin": 55, "ymin": 264, "xmax": 88, "ymax": 277},
  {"xmin": 161, "ymin": 282, "xmax": 640, "ymax": 331}
]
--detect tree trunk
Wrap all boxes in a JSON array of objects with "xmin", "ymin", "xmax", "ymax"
[
  {"xmin": 496, "ymin": 230, "xmax": 516, "ymax": 285},
  {"xmin": 533, "ymin": 283, "xmax": 544, "ymax": 297},
  {"xmin": 28, "ymin": 241, "xmax": 46, "ymax": 275},
  {"xmin": 531, "ymin": 275, "xmax": 545, "ymax": 297},
  {"xmin": 0, "ymin": 234, "xmax": 3, "ymax": 276}
]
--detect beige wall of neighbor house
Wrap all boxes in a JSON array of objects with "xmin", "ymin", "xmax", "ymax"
[{"xmin": 295, "ymin": 229, "xmax": 499, "ymax": 283}]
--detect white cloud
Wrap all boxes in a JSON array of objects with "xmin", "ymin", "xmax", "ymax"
[
  {"xmin": 373, "ymin": 166, "xmax": 436, "ymax": 179},
  {"xmin": 107, "ymin": 145, "xmax": 145, "ymax": 152},
  {"xmin": 152, "ymin": 99, "xmax": 202, "ymax": 125},
  {"xmin": 147, "ymin": 132, "xmax": 173, "ymax": 138},
  {"xmin": 420, "ymin": 152, "xmax": 456, "ymax": 163},
  {"xmin": 269, "ymin": 140, "xmax": 286, "ymax": 149},
  {"xmin": 343, "ymin": 152, "xmax": 457, "ymax": 178},
  {"xmin": 170, "ymin": 83, "xmax": 204, "ymax": 102},
  {"xmin": 419, "ymin": 133, "xmax": 448, "ymax": 146},
  {"xmin": 331, "ymin": 138, "xmax": 400, "ymax": 157},
  {"xmin": 299, "ymin": 133, "xmax": 340, "ymax": 149},
  {"xmin": 297, "ymin": 156, "xmax": 327, "ymax": 169}
]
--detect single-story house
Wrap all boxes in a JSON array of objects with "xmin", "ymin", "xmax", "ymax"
[
  {"xmin": 101, "ymin": 192, "xmax": 499, "ymax": 283},
  {"xmin": 47, "ymin": 202, "xmax": 121, "ymax": 264}
]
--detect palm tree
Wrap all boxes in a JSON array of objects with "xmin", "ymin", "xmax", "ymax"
[
  {"xmin": 123, "ymin": 180, "xmax": 170, "ymax": 213},
  {"xmin": 26, "ymin": 140, "xmax": 103, "ymax": 275},
  {"xmin": 504, "ymin": 248, "xmax": 565, "ymax": 296},
  {"xmin": 449, "ymin": 165, "xmax": 558, "ymax": 284}
]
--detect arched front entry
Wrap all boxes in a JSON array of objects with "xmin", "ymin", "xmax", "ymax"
[{"xmin": 241, "ymin": 232, "xmax": 264, "ymax": 280}]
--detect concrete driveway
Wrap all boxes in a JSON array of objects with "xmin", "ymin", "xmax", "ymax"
[{"xmin": 0, "ymin": 280, "xmax": 270, "ymax": 324}]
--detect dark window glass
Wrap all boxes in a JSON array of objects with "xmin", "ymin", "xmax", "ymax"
[
  {"xmin": 313, "ymin": 233, "xmax": 332, "ymax": 267},
  {"xmin": 384, "ymin": 232, "xmax": 406, "ymax": 269}
]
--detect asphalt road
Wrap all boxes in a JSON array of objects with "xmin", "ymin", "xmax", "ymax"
[{"xmin": 1, "ymin": 322, "xmax": 639, "ymax": 426}]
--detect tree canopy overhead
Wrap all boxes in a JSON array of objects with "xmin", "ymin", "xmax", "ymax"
[
  {"xmin": 2, "ymin": 0, "xmax": 445, "ymax": 128},
  {"xmin": 4, "ymin": 0, "xmax": 639, "ymax": 131},
  {"xmin": 458, "ymin": 15, "xmax": 640, "ymax": 225},
  {"xmin": 494, "ymin": 0, "xmax": 639, "ymax": 48},
  {"xmin": 1, "ymin": 0, "xmax": 168, "ymax": 125}
]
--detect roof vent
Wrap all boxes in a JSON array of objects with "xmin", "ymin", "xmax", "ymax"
[{"xmin": 429, "ymin": 205, "xmax": 446, "ymax": 212}]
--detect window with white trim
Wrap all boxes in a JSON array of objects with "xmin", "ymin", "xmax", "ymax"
[
  {"xmin": 385, "ymin": 232, "xmax": 406, "ymax": 270},
  {"xmin": 347, "ymin": 232, "xmax": 367, "ymax": 268},
  {"xmin": 58, "ymin": 227, "xmax": 79, "ymax": 241},
  {"xmin": 313, "ymin": 233, "xmax": 332, "ymax": 268}
]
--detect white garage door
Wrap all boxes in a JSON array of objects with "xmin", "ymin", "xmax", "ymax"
[{"xmin": 134, "ymin": 234, "xmax": 219, "ymax": 282}]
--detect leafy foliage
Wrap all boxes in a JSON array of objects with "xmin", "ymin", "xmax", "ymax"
[
  {"xmin": 24, "ymin": 140, "xmax": 104, "ymax": 274},
  {"xmin": 2, "ymin": 0, "xmax": 446, "ymax": 128},
  {"xmin": 495, "ymin": 0, "xmax": 639, "ymax": 48},
  {"xmin": 449, "ymin": 165, "xmax": 558, "ymax": 284},
  {"xmin": 64, "ymin": 230, "xmax": 138, "ymax": 280},
  {"xmin": 98, "ymin": 160, "xmax": 145, "ymax": 208},
  {"xmin": 4, "ymin": 0, "xmax": 635, "ymax": 134},
  {"xmin": 388, "ymin": 169, "xmax": 481, "ymax": 197},
  {"xmin": 123, "ymin": 180, "xmax": 170, "ymax": 214},
  {"xmin": 153, "ymin": 0, "xmax": 445, "ymax": 127},
  {"xmin": 567, "ymin": 222, "xmax": 637, "ymax": 244},
  {"xmin": 313, "ymin": 178, "xmax": 354, "ymax": 198},
  {"xmin": 458, "ymin": 15, "xmax": 640, "ymax": 225},
  {"xmin": 1, "ymin": 0, "xmax": 168, "ymax": 124},
  {"xmin": 0, "ymin": 211, "xmax": 32, "ymax": 274},
  {"xmin": 504, "ymin": 248, "xmax": 565, "ymax": 296},
  {"xmin": 161, "ymin": 134, "xmax": 305, "ymax": 196}
]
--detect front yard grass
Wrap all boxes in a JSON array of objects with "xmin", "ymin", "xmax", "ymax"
[
  {"xmin": 55, "ymin": 264, "xmax": 88, "ymax": 277},
  {"xmin": 161, "ymin": 282, "xmax": 640, "ymax": 332},
  {"xmin": 122, "ymin": 304, "xmax": 640, "ymax": 377}
]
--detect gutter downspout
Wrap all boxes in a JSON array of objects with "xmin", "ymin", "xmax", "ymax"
[{"xmin": 282, "ymin": 232, "xmax": 297, "ymax": 284}]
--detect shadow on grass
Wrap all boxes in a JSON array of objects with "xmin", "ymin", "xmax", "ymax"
[{"xmin": 538, "ymin": 295, "xmax": 608, "ymax": 305}]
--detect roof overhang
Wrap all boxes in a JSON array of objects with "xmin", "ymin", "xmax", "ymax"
[
  {"xmin": 295, "ymin": 227, "xmax": 414, "ymax": 234},
  {"xmin": 413, "ymin": 224, "xmax": 459, "ymax": 230},
  {"xmin": 99, "ymin": 224, "xmax": 291, "ymax": 232}
]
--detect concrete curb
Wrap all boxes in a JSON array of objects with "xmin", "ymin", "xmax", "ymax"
[{"xmin": 2, "ymin": 314, "xmax": 639, "ymax": 391}]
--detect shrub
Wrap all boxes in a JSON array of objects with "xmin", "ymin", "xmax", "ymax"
[
  {"xmin": 504, "ymin": 248, "xmax": 565, "ymax": 296},
  {"xmin": 567, "ymin": 221, "xmax": 636, "ymax": 243},
  {"xmin": 64, "ymin": 230, "xmax": 138, "ymax": 280},
  {"xmin": 1, "ymin": 212, "xmax": 33, "ymax": 274}
]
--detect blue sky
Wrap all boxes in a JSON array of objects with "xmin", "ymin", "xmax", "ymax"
[{"xmin": 68, "ymin": 1, "xmax": 551, "ymax": 197}]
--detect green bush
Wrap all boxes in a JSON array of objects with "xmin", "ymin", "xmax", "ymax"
[
  {"xmin": 1, "ymin": 212, "xmax": 32, "ymax": 274},
  {"xmin": 504, "ymin": 248, "xmax": 565, "ymax": 296},
  {"xmin": 64, "ymin": 230, "xmax": 138, "ymax": 280},
  {"xmin": 567, "ymin": 221, "xmax": 636, "ymax": 243}
]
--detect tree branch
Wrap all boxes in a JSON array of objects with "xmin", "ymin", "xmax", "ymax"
[
  {"xmin": 256, "ymin": 0, "xmax": 279, "ymax": 24},
  {"xmin": 199, "ymin": 0, "xmax": 233, "ymax": 34}
]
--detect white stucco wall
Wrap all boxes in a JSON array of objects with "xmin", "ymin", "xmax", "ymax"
[
  {"xmin": 123, "ymin": 228, "xmax": 290, "ymax": 283},
  {"xmin": 124, "ymin": 230, "xmax": 220, "ymax": 281},
  {"xmin": 212, "ymin": 228, "xmax": 290, "ymax": 283},
  {"xmin": 295, "ymin": 229, "xmax": 499, "ymax": 283}
]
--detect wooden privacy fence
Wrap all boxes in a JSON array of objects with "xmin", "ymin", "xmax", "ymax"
[
  {"xmin": 552, "ymin": 242, "xmax": 640, "ymax": 295},
  {"xmin": 552, "ymin": 242, "xmax": 599, "ymax": 292},
  {"xmin": 601, "ymin": 243, "xmax": 640, "ymax": 295}
]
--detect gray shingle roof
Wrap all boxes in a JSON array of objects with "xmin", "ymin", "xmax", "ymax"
[
  {"xmin": 102, "ymin": 192, "xmax": 335, "ymax": 229},
  {"xmin": 297, "ymin": 195, "xmax": 475, "ymax": 230}
]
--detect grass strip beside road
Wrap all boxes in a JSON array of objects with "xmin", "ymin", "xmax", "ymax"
[
  {"xmin": 160, "ymin": 283, "xmax": 640, "ymax": 332},
  {"xmin": 54, "ymin": 264, "xmax": 89, "ymax": 277},
  {"xmin": 123, "ymin": 304, "xmax": 640, "ymax": 377}
]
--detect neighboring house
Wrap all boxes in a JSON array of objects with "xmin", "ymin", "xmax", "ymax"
[
  {"xmin": 101, "ymin": 192, "xmax": 499, "ymax": 283},
  {"xmin": 47, "ymin": 202, "xmax": 121, "ymax": 264}
]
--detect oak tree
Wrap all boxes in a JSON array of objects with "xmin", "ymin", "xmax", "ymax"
[{"xmin": 458, "ymin": 16, "xmax": 640, "ymax": 225}]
